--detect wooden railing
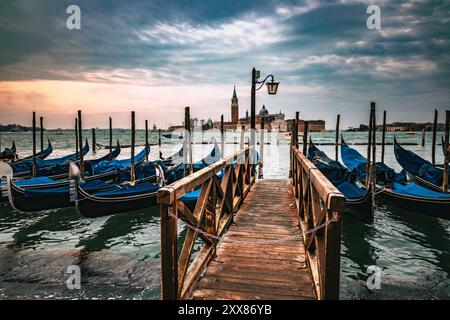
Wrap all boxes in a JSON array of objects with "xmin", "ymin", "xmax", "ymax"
[
  {"xmin": 157, "ymin": 147, "xmax": 256, "ymax": 300},
  {"xmin": 290, "ymin": 146, "xmax": 346, "ymax": 300}
]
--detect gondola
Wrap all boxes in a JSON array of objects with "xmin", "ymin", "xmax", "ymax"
[
  {"xmin": 0, "ymin": 141, "xmax": 122, "ymax": 203},
  {"xmin": 5, "ymin": 146, "xmax": 149, "ymax": 212},
  {"xmin": 394, "ymin": 137, "xmax": 449, "ymax": 193},
  {"xmin": 75, "ymin": 143, "xmax": 221, "ymax": 218},
  {"xmin": 162, "ymin": 133, "xmax": 183, "ymax": 140},
  {"xmin": 11, "ymin": 140, "xmax": 90, "ymax": 178},
  {"xmin": 341, "ymin": 137, "xmax": 450, "ymax": 220},
  {"xmin": 160, "ymin": 144, "xmax": 184, "ymax": 165},
  {"xmin": 308, "ymin": 139, "xmax": 373, "ymax": 219},
  {"xmin": 34, "ymin": 141, "xmax": 122, "ymax": 180},
  {"xmin": 13, "ymin": 140, "xmax": 54, "ymax": 162},
  {"xmin": 0, "ymin": 141, "xmax": 17, "ymax": 161}
]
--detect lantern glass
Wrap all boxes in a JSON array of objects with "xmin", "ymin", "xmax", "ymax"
[{"xmin": 266, "ymin": 81, "xmax": 279, "ymax": 95}]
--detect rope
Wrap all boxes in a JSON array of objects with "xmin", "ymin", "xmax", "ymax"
[{"xmin": 168, "ymin": 212, "xmax": 337, "ymax": 245}]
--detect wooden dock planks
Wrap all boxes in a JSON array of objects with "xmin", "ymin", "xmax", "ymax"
[{"xmin": 191, "ymin": 179, "xmax": 316, "ymax": 300}]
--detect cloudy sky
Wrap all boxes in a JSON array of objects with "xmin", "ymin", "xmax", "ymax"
[{"xmin": 0, "ymin": 0, "xmax": 449, "ymax": 129}]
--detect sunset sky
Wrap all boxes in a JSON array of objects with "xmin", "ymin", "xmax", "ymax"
[{"xmin": 0, "ymin": 0, "xmax": 449, "ymax": 129}]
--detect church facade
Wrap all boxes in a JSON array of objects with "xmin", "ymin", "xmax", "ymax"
[{"xmin": 213, "ymin": 87, "xmax": 325, "ymax": 132}]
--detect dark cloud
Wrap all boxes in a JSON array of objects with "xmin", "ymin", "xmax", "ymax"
[{"xmin": 0, "ymin": 0, "xmax": 449, "ymax": 125}]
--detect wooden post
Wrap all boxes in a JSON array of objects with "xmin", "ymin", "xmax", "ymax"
[
  {"xmin": 445, "ymin": 110, "xmax": 450, "ymax": 157},
  {"xmin": 188, "ymin": 110, "xmax": 193, "ymax": 175},
  {"xmin": 371, "ymin": 104, "xmax": 377, "ymax": 187},
  {"xmin": 184, "ymin": 107, "xmax": 191, "ymax": 176},
  {"xmin": 295, "ymin": 112, "xmax": 300, "ymax": 149},
  {"xmin": 289, "ymin": 121, "xmax": 295, "ymax": 179},
  {"xmin": 381, "ymin": 110, "xmax": 387, "ymax": 163},
  {"xmin": 160, "ymin": 203, "xmax": 178, "ymax": 300},
  {"xmin": 32, "ymin": 112, "xmax": 36, "ymax": 177},
  {"xmin": 432, "ymin": 109, "xmax": 438, "ymax": 164},
  {"xmin": 221, "ymin": 114, "xmax": 225, "ymax": 159},
  {"xmin": 92, "ymin": 128, "xmax": 96, "ymax": 154},
  {"xmin": 77, "ymin": 110, "xmax": 84, "ymax": 179},
  {"xmin": 131, "ymin": 111, "xmax": 136, "ymax": 185},
  {"xmin": 259, "ymin": 117, "xmax": 265, "ymax": 179},
  {"xmin": 323, "ymin": 210, "xmax": 342, "ymax": 299},
  {"xmin": 443, "ymin": 110, "xmax": 449, "ymax": 193},
  {"xmin": 75, "ymin": 118, "xmax": 79, "ymax": 155},
  {"xmin": 108, "ymin": 117, "xmax": 113, "ymax": 160},
  {"xmin": 240, "ymin": 126, "xmax": 245, "ymax": 150},
  {"xmin": 366, "ymin": 104, "xmax": 374, "ymax": 186},
  {"xmin": 250, "ymin": 68, "xmax": 256, "ymax": 149},
  {"xmin": 335, "ymin": 114, "xmax": 340, "ymax": 161},
  {"xmin": 40, "ymin": 116, "xmax": 44, "ymax": 152},
  {"xmin": 158, "ymin": 129, "xmax": 162, "ymax": 148},
  {"xmin": 145, "ymin": 120, "xmax": 149, "ymax": 161},
  {"xmin": 302, "ymin": 121, "xmax": 309, "ymax": 155},
  {"xmin": 421, "ymin": 128, "xmax": 426, "ymax": 147}
]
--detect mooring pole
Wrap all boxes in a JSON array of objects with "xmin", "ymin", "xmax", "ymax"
[
  {"xmin": 250, "ymin": 68, "xmax": 256, "ymax": 150},
  {"xmin": 220, "ymin": 114, "xmax": 225, "ymax": 159},
  {"xmin": 184, "ymin": 107, "xmax": 191, "ymax": 176},
  {"xmin": 77, "ymin": 110, "xmax": 84, "ymax": 179},
  {"xmin": 303, "ymin": 121, "xmax": 309, "ymax": 155},
  {"xmin": 295, "ymin": 112, "xmax": 300, "ymax": 149},
  {"xmin": 109, "ymin": 117, "xmax": 113, "ymax": 160},
  {"xmin": 145, "ymin": 120, "xmax": 149, "ymax": 161},
  {"xmin": 421, "ymin": 128, "xmax": 426, "ymax": 147},
  {"xmin": 131, "ymin": 111, "xmax": 136, "ymax": 185},
  {"xmin": 335, "ymin": 114, "xmax": 340, "ymax": 161},
  {"xmin": 240, "ymin": 126, "xmax": 245, "ymax": 150},
  {"xmin": 158, "ymin": 129, "xmax": 162, "ymax": 148},
  {"xmin": 32, "ymin": 112, "xmax": 36, "ymax": 177},
  {"xmin": 259, "ymin": 117, "xmax": 265, "ymax": 179},
  {"xmin": 366, "ymin": 103, "xmax": 374, "ymax": 187},
  {"xmin": 432, "ymin": 109, "xmax": 438, "ymax": 164},
  {"xmin": 40, "ymin": 116, "xmax": 44, "ymax": 152},
  {"xmin": 75, "ymin": 118, "xmax": 79, "ymax": 155},
  {"xmin": 443, "ymin": 110, "xmax": 449, "ymax": 193},
  {"xmin": 371, "ymin": 103, "xmax": 377, "ymax": 188},
  {"xmin": 188, "ymin": 108, "xmax": 193, "ymax": 175},
  {"xmin": 381, "ymin": 110, "xmax": 387, "ymax": 163},
  {"xmin": 92, "ymin": 128, "xmax": 96, "ymax": 154}
]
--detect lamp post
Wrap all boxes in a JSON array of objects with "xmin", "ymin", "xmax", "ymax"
[{"xmin": 250, "ymin": 67, "xmax": 279, "ymax": 149}]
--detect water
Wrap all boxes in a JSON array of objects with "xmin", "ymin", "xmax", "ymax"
[{"xmin": 0, "ymin": 130, "xmax": 449, "ymax": 299}]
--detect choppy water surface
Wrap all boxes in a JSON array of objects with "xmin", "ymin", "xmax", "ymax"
[{"xmin": 0, "ymin": 130, "xmax": 449, "ymax": 299}]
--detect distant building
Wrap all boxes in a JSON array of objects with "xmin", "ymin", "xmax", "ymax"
[
  {"xmin": 231, "ymin": 86, "xmax": 239, "ymax": 124},
  {"xmin": 286, "ymin": 119, "xmax": 326, "ymax": 132},
  {"xmin": 384, "ymin": 122, "xmax": 445, "ymax": 132},
  {"xmin": 238, "ymin": 105, "xmax": 288, "ymax": 131},
  {"xmin": 172, "ymin": 86, "xmax": 325, "ymax": 133}
]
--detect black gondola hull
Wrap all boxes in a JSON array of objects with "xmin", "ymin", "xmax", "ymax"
[
  {"xmin": 76, "ymin": 188, "xmax": 157, "ymax": 218},
  {"xmin": 8, "ymin": 171, "xmax": 119, "ymax": 212},
  {"xmin": 10, "ymin": 183, "xmax": 71, "ymax": 212},
  {"xmin": 378, "ymin": 189, "xmax": 450, "ymax": 220},
  {"xmin": 345, "ymin": 188, "xmax": 374, "ymax": 221}
]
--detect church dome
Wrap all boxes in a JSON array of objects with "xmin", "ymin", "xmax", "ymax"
[{"xmin": 258, "ymin": 105, "xmax": 269, "ymax": 116}]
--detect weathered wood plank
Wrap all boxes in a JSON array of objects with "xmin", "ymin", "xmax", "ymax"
[{"xmin": 190, "ymin": 180, "xmax": 316, "ymax": 300}]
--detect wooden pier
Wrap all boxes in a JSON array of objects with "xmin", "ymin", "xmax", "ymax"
[
  {"xmin": 157, "ymin": 146, "xmax": 346, "ymax": 300},
  {"xmin": 192, "ymin": 179, "xmax": 316, "ymax": 300}
]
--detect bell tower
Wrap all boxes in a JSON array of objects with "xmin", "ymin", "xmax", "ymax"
[{"xmin": 231, "ymin": 86, "xmax": 239, "ymax": 124}]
